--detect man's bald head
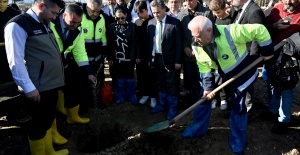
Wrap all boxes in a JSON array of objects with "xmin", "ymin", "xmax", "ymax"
[
  {"xmin": 188, "ymin": 16, "xmax": 212, "ymax": 33},
  {"xmin": 188, "ymin": 16, "xmax": 213, "ymax": 46},
  {"xmin": 86, "ymin": 0, "xmax": 102, "ymax": 7},
  {"xmin": 86, "ymin": 0, "xmax": 102, "ymax": 19}
]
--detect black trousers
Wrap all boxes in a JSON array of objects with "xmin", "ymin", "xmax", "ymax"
[
  {"xmin": 90, "ymin": 59, "xmax": 105, "ymax": 82},
  {"xmin": 63, "ymin": 61, "xmax": 89, "ymax": 109},
  {"xmin": 26, "ymin": 88, "xmax": 58, "ymax": 140},
  {"xmin": 154, "ymin": 55, "xmax": 177, "ymax": 96},
  {"xmin": 0, "ymin": 47, "xmax": 14, "ymax": 84},
  {"xmin": 136, "ymin": 61, "xmax": 158, "ymax": 98}
]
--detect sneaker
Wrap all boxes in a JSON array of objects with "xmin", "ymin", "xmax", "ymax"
[
  {"xmin": 180, "ymin": 89, "xmax": 189, "ymax": 96},
  {"xmin": 150, "ymin": 98, "xmax": 157, "ymax": 108},
  {"xmin": 139, "ymin": 96, "xmax": 149, "ymax": 104},
  {"xmin": 211, "ymin": 99, "xmax": 217, "ymax": 109},
  {"xmin": 220, "ymin": 100, "xmax": 227, "ymax": 110}
]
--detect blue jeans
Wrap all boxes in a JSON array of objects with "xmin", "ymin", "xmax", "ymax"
[
  {"xmin": 269, "ymin": 88, "xmax": 294, "ymax": 123},
  {"xmin": 265, "ymin": 62, "xmax": 294, "ymax": 123},
  {"xmin": 114, "ymin": 78, "xmax": 138, "ymax": 105}
]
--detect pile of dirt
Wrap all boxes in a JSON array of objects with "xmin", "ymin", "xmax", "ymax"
[{"xmin": 1, "ymin": 76, "xmax": 300, "ymax": 155}]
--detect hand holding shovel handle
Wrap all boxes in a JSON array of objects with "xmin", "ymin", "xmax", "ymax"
[
  {"xmin": 172, "ymin": 40, "xmax": 287, "ymax": 124},
  {"xmin": 146, "ymin": 40, "xmax": 287, "ymax": 133}
]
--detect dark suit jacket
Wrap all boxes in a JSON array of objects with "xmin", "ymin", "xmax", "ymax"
[
  {"xmin": 234, "ymin": 1, "xmax": 265, "ymax": 24},
  {"xmin": 177, "ymin": 3, "xmax": 214, "ymax": 62},
  {"xmin": 147, "ymin": 15, "xmax": 182, "ymax": 70},
  {"xmin": 233, "ymin": 0, "xmax": 266, "ymax": 55},
  {"xmin": 101, "ymin": 5, "xmax": 116, "ymax": 28}
]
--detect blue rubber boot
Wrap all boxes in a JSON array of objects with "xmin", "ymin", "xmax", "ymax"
[
  {"xmin": 125, "ymin": 78, "xmax": 138, "ymax": 105},
  {"xmin": 181, "ymin": 103, "xmax": 211, "ymax": 139},
  {"xmin": 114, "ymin": 78, "xmax": 125, "ymax": 104},
  {"xmin": 229, "ymin": 110, "xmax": 247, "ymax": 154},
  {"xmin": 151, "ymin": 92, "xmax": 167, "ymax": 114},
  {"xmin": 166, "ymin": 95, "xmax": 178, "ymax": 120}
]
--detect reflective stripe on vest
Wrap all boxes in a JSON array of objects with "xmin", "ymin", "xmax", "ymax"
[
  {"xmin": 258, "ymin": 39, "xmax": 272, "ymax": 46},
  {"xmin": 85, "ymin": 39, "xmax": 101, "ymax": 43},
  {"xmin": 237, "ymin": 69, "xmax": 258, "ymax": 92},
  {"xmin": 81, "ymin": 14, "xmax": 106, "ymax": 44},
  {"xmin": 222, "ymin": 25, "xmax": 248, "ymax": 74}
]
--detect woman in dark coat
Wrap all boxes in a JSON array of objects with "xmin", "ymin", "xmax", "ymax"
[{"xmin": 107, "ymin": 5, "xmax": 138, "ymax": 105}]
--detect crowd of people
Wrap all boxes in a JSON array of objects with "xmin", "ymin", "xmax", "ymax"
[{"xmin": 1, "ymin": 0, "xmax": 300, "ymax": 154}]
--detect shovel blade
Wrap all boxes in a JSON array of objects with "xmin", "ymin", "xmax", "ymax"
[{"xmin": 145, "ymin": 120, "xmax": 170, "ymax": 133}]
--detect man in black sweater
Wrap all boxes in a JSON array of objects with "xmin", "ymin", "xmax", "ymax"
[{"xmin": 134, "ymin": 0, "xmax": 158, "ymax": 108}]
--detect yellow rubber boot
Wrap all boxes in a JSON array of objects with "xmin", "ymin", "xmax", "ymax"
[
  {"xmin": 56, "ymin": 90, "xmax": 67, "ymax": 115},
  {"xmin": 51, "ymin": 118, "xmax": 68, "ymax": 145},
  {"xmin": 29, "ymin": 138, "xmax": 46, "ymax": 155},
  {"xmin": 66, "ymin": 105, "xmax": 90, "ymax": 124},
  {"xmin": 44, "ymin": 129, "xmax": 69, "ymax": 155}
]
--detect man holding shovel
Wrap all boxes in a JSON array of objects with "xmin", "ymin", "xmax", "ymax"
[{"xmin": 182, "ymin": 16, "xmax": 274, "ymax": 154}]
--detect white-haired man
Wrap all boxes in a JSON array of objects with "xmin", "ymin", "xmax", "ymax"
[{"xmin": 183, "ymin": 16, "xmax": 274, "ymax": 154}]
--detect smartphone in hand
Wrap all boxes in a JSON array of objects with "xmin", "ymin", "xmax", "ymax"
[{"xmin": 283, "ymin": 16, "xmax": 292, "ymax": 25}]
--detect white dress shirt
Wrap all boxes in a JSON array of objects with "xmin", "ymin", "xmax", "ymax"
[
  {"xmin": 155, "ymin": 15, "xmax": 166, "ymax": 54},
  {"xmin": 4, "ymin": 9, "xmax": 50, "ymax": 93}
]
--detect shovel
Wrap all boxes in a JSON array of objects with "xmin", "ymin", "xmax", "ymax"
[{"xmin": 145, "ymin": 41, "xmax": 287, "ymax": 133}]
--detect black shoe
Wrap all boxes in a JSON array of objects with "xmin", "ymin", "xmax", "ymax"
[{"xmin": 271, "ymin": 122, "xmax": 288, "ymax": 134}]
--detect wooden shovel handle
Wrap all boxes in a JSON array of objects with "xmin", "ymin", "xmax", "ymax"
[{"xmin": 170, "ymin": 40, "xmax": 287, "ymax": 124}]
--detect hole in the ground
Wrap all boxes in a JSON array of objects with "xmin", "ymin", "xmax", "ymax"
[
  {"xmin": 77, "ymin": 121, "xmax": 132, "ymax": 153},
  {"xmin": 115, "ymin": 131, "xmax": 179, "ymax": 154}
]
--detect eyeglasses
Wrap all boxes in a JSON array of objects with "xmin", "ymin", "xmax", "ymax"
[{"xmin": 115, "ymin": 17, "xmax": 126, "ymax": 20}]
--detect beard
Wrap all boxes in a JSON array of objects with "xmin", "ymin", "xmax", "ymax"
[
  {"xmin": 284, "ymin": 2, "xmax": 299, "ymax": 11},
  {"xmin": 284, "ymin": 4, "xmax": 295, "ymax": 11},
  {"xmin": 43, "ymin": 19, "xmax": 50, "ymax": 25}
]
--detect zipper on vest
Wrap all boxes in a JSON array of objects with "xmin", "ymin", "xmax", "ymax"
[{"xmin": 38, "ymin": 61, "xmax": 44, "ymax": 86}]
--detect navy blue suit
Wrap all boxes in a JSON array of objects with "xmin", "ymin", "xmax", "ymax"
[{"xmin": 147, "ymin": 15, "xmax": 182, "ymax": 120}]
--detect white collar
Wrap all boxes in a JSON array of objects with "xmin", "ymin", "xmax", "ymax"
[
  {"xmin": 241, "ymin": 0, "xmax": 251, "ymax": 11},
  {"xmin": 27, "ymin": 9, "xmax": 41, "ymax": 23}
]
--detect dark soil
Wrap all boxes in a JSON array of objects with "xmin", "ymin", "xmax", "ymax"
[{"xmin": 1, "ymin": 67, "xmax": 300, "ymax": 155}]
